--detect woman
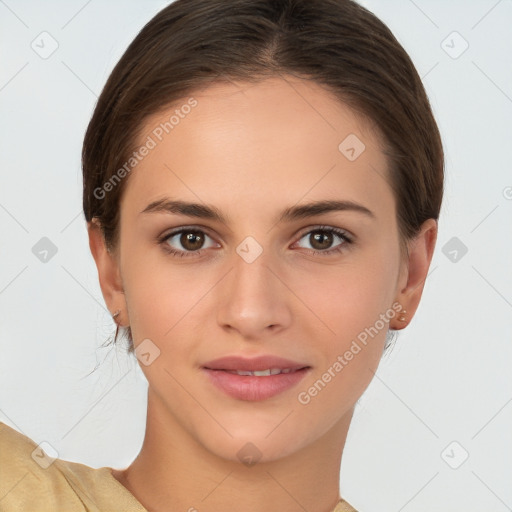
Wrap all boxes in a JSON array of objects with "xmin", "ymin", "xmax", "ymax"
[{"xmin": 0, "ymin": 0, "xmax": 443, "ymax": 510}]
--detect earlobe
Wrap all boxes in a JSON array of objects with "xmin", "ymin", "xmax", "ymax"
[
  {"xmin": 87, "ymin": 219, "xmax": 127, "ymax": 325},
  {"xmin": 391, "ymin": 218, "xmax": 438, "ymax": 330}
]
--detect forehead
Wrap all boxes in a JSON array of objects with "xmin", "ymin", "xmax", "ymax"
[{"xmin": 122, "ymin": 76, "xmax": 394, "ymax": 221}]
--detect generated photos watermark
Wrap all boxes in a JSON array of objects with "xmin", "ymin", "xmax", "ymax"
[
  {"xmin": 93, "ymin": 97, "xmax": 198, "ymax": 200},
  {"xmin": 297, "ymin": 301, "xmax": 404, "ymax": 405}
]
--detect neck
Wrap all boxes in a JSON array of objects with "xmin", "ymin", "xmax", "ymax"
[{"xmin": 113, "ymin": 389, "xmax": 354, "ymax": 512}]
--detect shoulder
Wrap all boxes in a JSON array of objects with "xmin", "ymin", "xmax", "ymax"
[
  {"xmin": 334, "ymin": 498, "xmax": 359, "ymax": 512},
  {"xmin": 0, "ymin": 421, "xmax": 147, "ymax": 512},
  {"xmin": 0, "ymin": 421, "xmax": 86, "ymax": 511}
]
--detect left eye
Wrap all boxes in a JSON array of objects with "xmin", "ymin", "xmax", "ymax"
[{"xmin": 294, "ymin": 227, "xmax": 352, "ymax": 254}]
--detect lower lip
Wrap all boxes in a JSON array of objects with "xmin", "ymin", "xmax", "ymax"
[{"xmin": 203, "ymin": 368, "xmax": 310, "ymax": 401}]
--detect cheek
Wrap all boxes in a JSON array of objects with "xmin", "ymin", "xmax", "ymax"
[
  {"xmin": 124, "ymin": 266, "xmax": 201, "ymax": 342},
  {"xmin": 121, "ymin": 247, "xmax": 227, "ymax": 369},
  {"xmin": 290, "ymin": 242, "xmax": 399, "ymax": 408},
  {"xmin": 293, "ymin": 244, "xmax": 400, "ymax": 339},
  {"xmin": 120, "ymin": 239, "xmax": 184, "ymax": 338},
  {"xmin": 294, "ymin": 263, "xmax": 395, "ymax": 422}
]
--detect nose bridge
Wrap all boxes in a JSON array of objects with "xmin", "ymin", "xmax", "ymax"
[
  {"xmin": 232, "ymin": 243, "xmax": 273, "ymax": 295},
  {"xmin": 215, "ymin": 237, "xmax": 291, "ymax": 336}
]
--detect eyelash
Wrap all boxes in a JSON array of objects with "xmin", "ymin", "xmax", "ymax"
[{"xmin": 157, "ymin": 225, "xmax": 354, "ymax": 259}]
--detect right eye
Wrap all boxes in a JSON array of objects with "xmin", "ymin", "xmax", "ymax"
[{"xmin": 159, "ymin": 227, "xmax": 219, "ymax": 258}]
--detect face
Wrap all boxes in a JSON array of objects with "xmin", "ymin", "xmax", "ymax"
[{"xmin": 106, "ymin": 76, "xmax": 412, "ymax": 462}]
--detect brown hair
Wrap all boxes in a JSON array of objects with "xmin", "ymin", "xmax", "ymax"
[{"xmin": 82, "ymin": 0, "xmax": 444, "ymax": 354}]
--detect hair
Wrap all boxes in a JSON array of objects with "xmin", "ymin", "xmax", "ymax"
[{"xmin": 82, "ymin": 0, "xmax": 444, "ymax": 356}]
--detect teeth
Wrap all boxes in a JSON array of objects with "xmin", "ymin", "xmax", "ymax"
[
  {"xmin": 253, "ymin": 369, "xmax": 271, "ymax": 376},
  {"xmin": 225, "ymin": 368, "xmax": 296, "ymax": 376}
]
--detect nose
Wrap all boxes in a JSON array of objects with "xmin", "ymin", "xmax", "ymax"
[{"xmin": 215, "ymin": 247, "xmax": 292, "ymax": 341}]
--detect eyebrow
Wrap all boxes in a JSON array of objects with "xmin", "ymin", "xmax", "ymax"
[{"xmin": 140, "ymin": 198, "xmax": 375, "ymax": 224}]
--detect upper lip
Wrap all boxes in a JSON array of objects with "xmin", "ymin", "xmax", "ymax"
[{"xmin": 203, "ymin": 355, "xmax": 309, "ymax": 372}]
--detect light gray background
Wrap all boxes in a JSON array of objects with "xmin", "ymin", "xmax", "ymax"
[{"xmin": 0, "ymin": 1, "xmax": 511, "ymax": 511}]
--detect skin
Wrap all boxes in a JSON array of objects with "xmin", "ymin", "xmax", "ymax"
[{"xmin": 88, "ymin": 75, "xmax": 437, "ymax": 512}]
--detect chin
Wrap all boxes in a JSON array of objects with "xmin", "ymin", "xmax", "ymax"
[
  {"xmin": 206, "ymin": 434, "xmax": 306, "ymax": 466},
  {"xmin": 190, "ymin": 416, "xmax": 317, "ymax": 466}
]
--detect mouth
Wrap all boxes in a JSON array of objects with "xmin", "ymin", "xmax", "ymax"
[
  {"xmin": 202, "ymin": 355, "xmax": 311, "ymax": 401},
  {"xmin": 220, "ymin": 368, "xmax": 302, "ymax": 376}
]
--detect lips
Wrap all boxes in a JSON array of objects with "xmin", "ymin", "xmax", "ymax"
[
  {"xmin": 202, "ymin": 355, "xmax": 310, "ymax": 401},
  {"xmin": 223, "ymin": 368, "xmax": 296, "ymax": 376},
  {"xmin": 203, "ymin": 355, "xmax": 308, "ymax": 372}
]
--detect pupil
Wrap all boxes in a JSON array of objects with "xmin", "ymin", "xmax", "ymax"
[{"xmin": 311, "ymin": 231, "xmax": 332, "ymax": 250}]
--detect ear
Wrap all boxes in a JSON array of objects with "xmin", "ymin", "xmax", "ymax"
[
  {"xmin": 87, "ymin": 219, "xmax": 127, "ymax": 326},
  {"xmin": 390, "ymin": 218, "xmax": 438, "ymax": 330}
]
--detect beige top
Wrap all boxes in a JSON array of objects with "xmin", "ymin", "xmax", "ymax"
[{"xmin": 0, "ymin": 421, "xmax": 357, "ymax": 511}]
